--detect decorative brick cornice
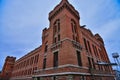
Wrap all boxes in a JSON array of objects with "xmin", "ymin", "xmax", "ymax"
[{"xmin": 49, "ymin": 0, "xmax": 80, "ymax": 21}]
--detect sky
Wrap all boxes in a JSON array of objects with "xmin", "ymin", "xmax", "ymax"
[{"xmin": 0, "ymin": 0, "xmax": 120, "ymax": 70}]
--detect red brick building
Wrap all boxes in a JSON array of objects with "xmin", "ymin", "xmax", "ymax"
[
  {"xmin": 0, "ymin": 56, "xmax": 16, "ymax": 80},
  {"xmin": 1, "ymin": 0, "xmax": 114, "ymax": 80}
]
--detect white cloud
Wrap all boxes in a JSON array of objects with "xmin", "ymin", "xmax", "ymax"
[{"xmin": 95, "ymin": 19, "xmax": 120, "ymax": 40}]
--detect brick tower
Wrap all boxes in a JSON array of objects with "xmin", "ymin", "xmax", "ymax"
[
  {"xmin": 1, "ymin": 56, "xmax": 16, "ymax": 80},
  {"xmin": 5, "ymin": 0, "xmax": 114, "ymax": 80}
]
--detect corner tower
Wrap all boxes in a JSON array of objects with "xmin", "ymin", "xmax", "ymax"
[
  {"xmin": 1, "ymin": 56, "xmax": 16, "ymax": 80},
  {"xmin": 49, "ymin": 0, "xmax": 80, "ymax": 42},
  {"xmin": 39, "ymin": 0, "xmax": 114, "ymax": 80}
]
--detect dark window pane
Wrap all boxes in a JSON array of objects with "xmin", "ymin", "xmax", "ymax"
[
  {"xmin": 77, "ymin": 51, "xmax": 82, "ymax": 66},
  {"xmin": 58, "ymin": 34, "xmax": 60, "ymax": 41},
  {"xmin": 45, "ymin": 45, "xmax": 48, "ymax": 52},
  {"xmin": 83, "ymin": 38, "xmax": 88, "ymax": 52},
  {"xmin": 43, "ymin": 58, "xmax": 46, "ymax": 69},
  {"xmin": 53, "ymin": 52, "xmax": 58, "ymax": 67},
  {"xmin": 88, "ymin": 57, "xmax": 92, "ymax": 68}
]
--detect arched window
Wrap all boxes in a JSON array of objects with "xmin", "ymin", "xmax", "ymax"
[
  {"xmin": 71, "ymin": 19, "xmax": 79, "ymax": 42},
  {"xmin": 71, "ymin": 19, "xmax": 76, "ymax": 33},
  {"xmin": 53, "ymin": 19, "xmax": 60, "ymax": 43}
]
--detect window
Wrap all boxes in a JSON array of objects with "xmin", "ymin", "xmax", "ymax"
[
  {"xmin": 92, "ymin": 45, "xmax": 96, "ymax": 57},
  {"xmin": 58, "ymin": 34, "xmax": 60, "ymax": 41},
  {"xmin": 71, "ymin": 23, "xmax": 74, "ymax": 33},
  {"xmin": 53, "ymin": 19, "xmax": 60, "ymax": 43},
  {"xmin": 92, "ymin": 45, "xmax": 99, "ymax": 57},
  {"xmin": 83, "ymin": 38, "xmax": 88, "ymax": 52},
  {"xmin": 30, "ymin": 57, "xmax": 34, "ymax": 65},
  {"xmin": 43, "ymin": 58, "xmax": 46, "ymax": 69},
  {"xmin": 6, "ymin": 73, "xmax": 8, "ymax": 76},
  {"xmin": 88, "ymin": 57, "xmax": 92, "ymax": 68},
  {"xmin": 71, "ymin": 19, "xmax": 79, "ymax": 42},
  {"xmin": 53, "ymin": 19, "xmax": 60, "ymax": 34},
  {"xmin": 54, "ymin": 25, "xmax": 57, "ymax": 33},
  {"xmin": 73, "ymin": 35, "xmax": 75, "ymax": 40},
  {"xmin": 11, "ymin": 66, "xmax": 13, "ymax": 69},
  {"xmin": 36, "ymin": 54, "xmax": 39, "ymax": 63},
  {"xmin": 53, "ymin": 76, "xmax": 56, "ymax": 80},
  {"xmin": 87, "ymin": 41, "xmax": 92, "ymax": 54},
  {"xmin": 71, "ymin": 19, "xmax": 76, "ymax": 33},
  {"xmin": 53, "ymin": 52, "xmax": 58, "ymax": 67},
  {"xmin": 27, "ymin": 59, "xmax": 29, "ymax": 66},
  {"xmin": 76, "ymin": 37, "xmax": 78, "ymax": 42},
  {"xmin": 76, "ymin": 51, "xmax": 82, "ymax": 66},
  {"xmin": 94, "ymin": 46, "xmax": 99, "ymax": 57},
  {"xmin": 88, "ymin": 57, "xmax": 96, "ymax": 69},
  {"xmin": 58, "ymin": 22, "xmax": 60, "ymax": 32},
  {"xmin": 45, "ymin": 45, "xmax": 48, "ymax": 52},
  {"xmin": 54, "ymin": 37, "xmax": 57, "ymax": 43},
  {"xmin": 92, "ymin": 58, "xmax": 96, "ymax": 69}
]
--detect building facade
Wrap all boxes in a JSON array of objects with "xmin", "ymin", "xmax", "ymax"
[
  {"xmin": 1, "ymin": 0, "xmax": 114, "ymax": 80},
  {"xmin": 0, "ymin": 56, "xmax": 16, "ymax": 80}
]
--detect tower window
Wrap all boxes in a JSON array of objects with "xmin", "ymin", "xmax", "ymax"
[
  {"xmin": 54, "ymin": 25, "xmax": 57, "ymax": 33},
  {"xmin": 43, "ymin": 58, "xmax": 46, "ymax": 69},
  {"xmin": 45, "ymin": 45, "xmax": 48, "ymax": 52},
  {"xmin": 71, "ymin": 19, "xmax": 76, "ymax": 33},
  {"xmin": 54, "ymin": 19, "xmax": 60, "ymax": 34},
  {"xmin": 76, "ymin": 51, "xmax": 82, "ymax": 66},
  {"xmin": 53, "ymin": 19, "xmax": 60, "ymax": 43},
  {"xmin": 58, "ymin": 34, "xmax": 60, "ymax": 41},
  {"xmin": 58, "ymin": 22, "xmax": 60, "ymax": 32},
  {"xmin": 53, "ymin": 52, "xmax": 58, "ymax": 67}
]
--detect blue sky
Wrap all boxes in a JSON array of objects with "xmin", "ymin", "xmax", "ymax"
[{"xmin": 0, "ymin": 0, "xmax": 120, "ymax": 70}]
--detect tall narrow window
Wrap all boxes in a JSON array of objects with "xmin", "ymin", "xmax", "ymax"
[
  {"xmin": 71, "ymin": 24, "xmax": 74, "ymax": 33},
  {"xmin": 43, "ymin": 58, "xmax": 46, "ymax": 69},
  {"xmin": 92, "ymin": 45, "xmax": 97, "ymax": 57},
  {"xmin": 53, "ymin": 52, "xmax": 58, "ymax": 67},
  {"xmin": 92, "ymin": 58, "xmax": 96, "ymax": 69},
  {"xmin": 88, "ymin": 57, "xmax": 92, "ymax": 68},
  {"xmin": 71, "ymin": 19, "xmax": 76, "ymax": 33},
  {"xmin": 94, "ymin": 46, "xmax": 99, "ymax": 57},
  {"xmin": 34, "ymin": 55, "xmax": 37, "ymax": 64},
  {"xmin": 73, "ymin": 35, "xmax": 75, "ymax": 40},
  {"xmin": 45, "ymin": 45, "xmax": 48, "ymax": 52},
  {"xmin": 31, "ymin": 57, "xmax": 34, "ymax": 65},
  {"xmin": 83, "ymin": 38, "xmax": 88, "ymax": 52},
  {"xmin": 58, "ymin": 22, "xmax": 60, "ymax": 32},
  {"xmin": 76, "ymin": 37, "xmax": 78, "ymax": 42},
  {"xmin": 54, "ymin": 25, "xmax": 57, "ymax": 33},
  {"xmin": 87, "ymin": 41, "xmax": 92, "ymax": 54},
  {"xmin": 53, "ymin": 19, "xmax": 60, "ymax": 43},
  {"xmin": 53, "ymin": 76, "xmax": 56, "ymax": 80},
  {"xmin": 58, "ymin": 34, "xmax": 60, "ymax": 41},
  {"xmin": 54, "ymin": 37, "xmax": 57, "ymax": 43},
  {"xmin": 36, "ymin": 54, "xmax": 39, "ymax": 63},
  {"xmin": 76, "ymin": 51, "xmax": 82, "ymax": 66}
]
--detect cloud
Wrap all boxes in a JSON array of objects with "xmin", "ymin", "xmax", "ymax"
[{"xmin": 96, "ymin": 19, "xmax": 120, "ymax": 40}]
